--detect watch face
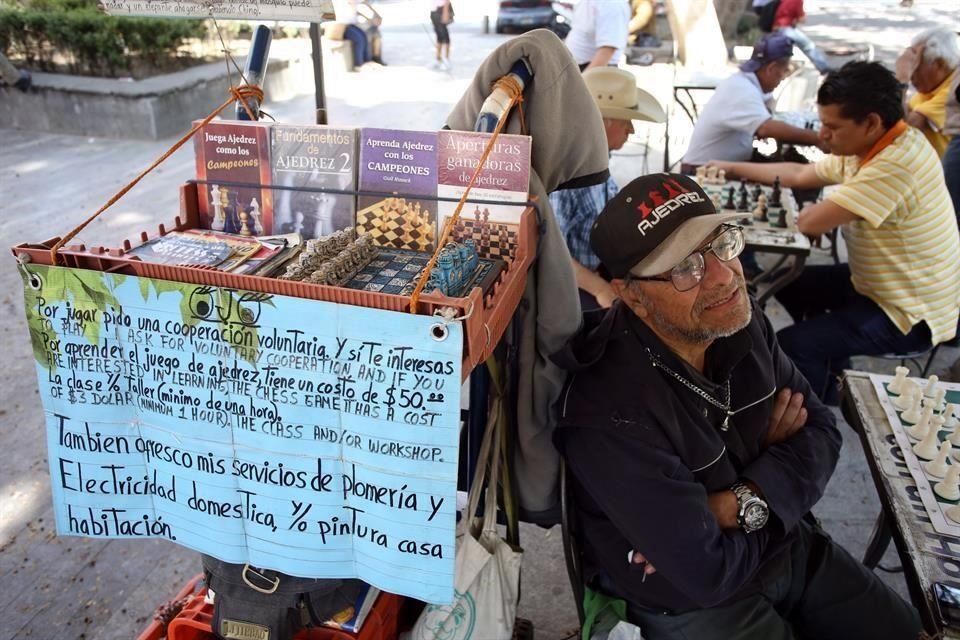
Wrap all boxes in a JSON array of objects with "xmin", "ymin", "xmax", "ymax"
[{"xmin": 744, "ymin": 501, "xmax": 769, "ymax": 531}]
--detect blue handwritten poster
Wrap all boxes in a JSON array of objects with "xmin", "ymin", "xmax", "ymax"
[{"xmin": 20, "ymin": 265, "xmax": 462, "ymax": 604}]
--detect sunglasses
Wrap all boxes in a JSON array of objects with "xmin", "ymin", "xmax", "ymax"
[{"xmin": 631, "ymin": 226, "xmax": 745, "ymax": 292}]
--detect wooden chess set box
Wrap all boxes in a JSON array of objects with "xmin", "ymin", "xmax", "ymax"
[{"xmin": 11, "ymin": 183, "xmax": 538, "ymax": 378}]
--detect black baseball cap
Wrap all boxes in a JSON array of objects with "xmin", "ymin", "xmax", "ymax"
[{"xmin": 590, "ymin": 173, "xmax": 743, "ymax": 279}]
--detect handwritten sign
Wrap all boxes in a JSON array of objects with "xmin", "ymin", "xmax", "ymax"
[
  {"xmin": 20, "ymin": 265, "xmax": 461, "ymax": 604},
  {"xmin": 97, "ymin": 0, "xmax": 334, "ymax": 22}
]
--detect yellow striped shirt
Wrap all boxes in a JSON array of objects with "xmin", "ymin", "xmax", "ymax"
[{"xmin": 815, "ymin": 125, "xmax": 960, "ymax": 344}]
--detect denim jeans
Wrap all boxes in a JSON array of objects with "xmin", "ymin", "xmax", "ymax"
[
  {"xmin": 944, "ymin": 135, "xmax": 960, "ymax": 218},
  {"xmin": 775, "ymin": 264, "xmax": 932, "ymax": 403},
  {"xmin": 777, "ymin": 26, "xmax": 831, "ymax": 73},
  {"xmin": 342, "ymin": 24, "xmax": 371, "ymax": 68}
]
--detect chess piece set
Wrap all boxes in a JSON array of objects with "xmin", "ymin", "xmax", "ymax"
[
  {"xmin": 450, "ymin": 206, "xmax": 517, "ymax": 259},
  {"xmin": 695, "ymin": 166, "xmax": 727, "ymax": 185},
  {"xmin": 377, "ymin": 197, "xmax": 435, "ymax": 247},
  {"xmin": 887, "ymin": 367, "xmax": 960, "ymax": 519},
  {"xmin": 280, "ymin": 228, "xmax": 379, "ymax": 286},
  {"xmin": 721, "ymin": 179, "xmax": 786, "ymax": 229},
  {"xmin": 209, "ymin": 184, "xmax": 264, "ymax": 236},
  {"xmin": 425, "ymin": 239, "xmax": 480, "ymax": 297}
]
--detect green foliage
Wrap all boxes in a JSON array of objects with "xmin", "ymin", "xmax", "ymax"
[
  {"xmin": 0, "ymin": 0, "xmax": 205, "ymax": 76},
  {"xmin": 21, "ymin": 266, "xmax": 125, "ymax": 371},
  {"xmin": 21, "ymin": 266, "xmax": 258, "ymax": 370}
]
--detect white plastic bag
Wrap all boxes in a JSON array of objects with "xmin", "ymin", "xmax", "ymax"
[
  {"xmin": 409, "ymin": 390, "xmax": 522, "ymax": 640},
  {"xmin": 607, "ymin": 621, "xmax": 645, "ymax": 640}
]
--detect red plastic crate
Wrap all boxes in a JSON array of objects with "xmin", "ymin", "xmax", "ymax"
[{"xmin": 138, "ymin": 575, "xmax": 403, "ymax": 640}]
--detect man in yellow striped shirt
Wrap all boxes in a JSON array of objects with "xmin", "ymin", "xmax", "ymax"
[{"xmin": 710, "ymin": 61, "xmax": 960, "ymax": 404}]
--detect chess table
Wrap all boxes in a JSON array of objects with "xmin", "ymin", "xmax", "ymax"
[
  {"xmin": 699, "ymin": 180, "xmax": 812, "ymax": 305},
  {"xmin": 842, "ymin": 371, "xmax": 960, "ymax": 639}
]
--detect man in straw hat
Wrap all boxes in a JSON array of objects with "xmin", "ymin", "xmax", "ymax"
[
  {"xmin": 550, "ymin": 67, "xmax": 665, "ymax": 309},
  {"xmin": 553, "ymin": 173, "xmax": 921, "ymax": 639}
]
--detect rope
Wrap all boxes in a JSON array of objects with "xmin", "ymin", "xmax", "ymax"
[
  {"xmin": 408, "ymin": 75, "xmax": 525, "ymax": 313},
  {"xmin": 48, "ymin": 83, "xmax": 264, "ymax": 265}
]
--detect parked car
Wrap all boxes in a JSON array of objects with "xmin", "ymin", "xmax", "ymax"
[{"xmin": 495, "ymin": 1, "xmax": 574, "ymax": 38}]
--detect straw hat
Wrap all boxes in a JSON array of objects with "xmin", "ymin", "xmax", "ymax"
[{"xmin": 583, "ymin": 67, "xmax": 666, "ymax": 123}]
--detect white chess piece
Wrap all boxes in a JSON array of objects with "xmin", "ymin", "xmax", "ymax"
[
  {"xmin": 315, "ymin": 193, "xmax": 336, "ymax": 237},
  {"xmin": 944, "ymin": 403, "xmax": 959, "ymax": 429},
  {"xmin": 894, "ymin": 386, "xmax": 919, "ymax": 411},
  {"xmin": 931, "ymin": 415, "xmax": 947, "ymax": 435},
  {"xmin": 947, "ymin": 506, "xmax": 960, "ymax": 524},
  {"xmin": 901, "ymin": 379, "xmax": 922, "ymax": 399},
  {"xmin": 935, "ymin": 387, "xmax": 947, "ymax": 411},
  {"xmin": 695, "ymin": 166, "xmax": 707, "ymax": 184},
  {"xmin": 705, "ymin": 166, "xmax": 717, "ymax": 183},
  {"xmin": 901, "ymin": 394, "xmax": 924, "ymax": 424},
  {"xmin": 210, "ymin": 184, "xmax": 225, "ymax": 232},
  {"xmin": 935, "ymin": 463, "xmax": 960, "ymax": 501},
  {"xmin": 291, "ymin": 211, "xmax": 305, "ymax": 235},
  {"xmin": 914, "ymin": 426, "xmax": 942, "ymax": 459},
  {"xmin": 925, "ymin": 441, "xmax": 953, "ymax": 478},
  {"xmin": 924, "ymin": 375, "xmax": 940, "ymax": 398},
  {"xmin": 888, "ymin": 366, "xmax": 910, "ymax": 395},
  {"xmin": 717, "ymin": 169, "xmax": 726, "ymax": 184},
  {"xmin": 249, "ymin": 198, "xmax": 263, "ymax": 235},
  {"xmin": 949, "ymin": 421, "xmax": 960, "ymax": 447},
  {"xmin": 905, "ymin": 405, "xmax": 934, "ymax": 440}
]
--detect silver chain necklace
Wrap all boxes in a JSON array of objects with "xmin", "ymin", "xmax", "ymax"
[{"xmin": 646, "ymin": 348, "xmax": 733, "ymax": 431}]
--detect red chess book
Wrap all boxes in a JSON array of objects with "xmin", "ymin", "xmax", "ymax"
[{"xmin": 194, "ymin": 119, "xmax": 274, "ymax": 236}]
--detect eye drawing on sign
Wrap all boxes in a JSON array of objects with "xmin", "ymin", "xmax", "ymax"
[
  {"xmin": 188, "ymin": 286, "xmax": 217, "ymax": 322},
  {"xmin": 236, "ymin": 292, "xmax": 272, "ymax": 326}
]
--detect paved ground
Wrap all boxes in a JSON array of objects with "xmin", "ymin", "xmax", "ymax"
[{"xmin": 1, "ymin": 1, "xmax": 959, "ymax": 638}]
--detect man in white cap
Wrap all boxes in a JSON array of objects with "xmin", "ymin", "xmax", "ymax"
[
  {"xmin": 549, "ymin": 66, "xmax": 665, "ymax": 309},
  {"xmin": 553, "ymin": 173, "xmax": 922, "ymax": 639}
]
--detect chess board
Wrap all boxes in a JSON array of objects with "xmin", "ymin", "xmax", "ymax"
[
  {"xmin": 699, "ymin": 181, "xmax": 798, "ymax": 234},
  {"xmin": 344, "ymin": 248, "xmax": 504, "ymax": 297},
  {"xmin": 448, "ymin": 217, "xmax": 519, "ymax": 260},
  {"xmin": 356, "ymin": 198, "xmax": 437, "ymax": 253},
  {"xmin": 871, "ymin": 373, "xmax": 960, "ymax": 538}
]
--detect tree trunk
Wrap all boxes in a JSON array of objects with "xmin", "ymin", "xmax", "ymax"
[{"xmin": 714, "ymin": 0, "xmax": 751, "ymax": 42}]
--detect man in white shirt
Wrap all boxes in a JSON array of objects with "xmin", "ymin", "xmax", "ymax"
[
  {"xmin": 682, "ymin": 33, "xmax": 822, "ymax": 170},
  {"xmin": 565, "ymin": 0, "xmax": 632, "ymax": 70}
]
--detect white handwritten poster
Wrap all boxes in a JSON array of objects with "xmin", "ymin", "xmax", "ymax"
[
  {"xmin": 97, "ymin": 0, "xmax": 334, "ymax": 22},
  {"xmin": 20, "ymin": 265, "xmax": 461, "ymax": 604}
]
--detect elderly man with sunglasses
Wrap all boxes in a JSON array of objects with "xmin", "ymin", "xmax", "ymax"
[{"xmin": 553, "ymin": 173, "xmax": 920, "ymax": 639}]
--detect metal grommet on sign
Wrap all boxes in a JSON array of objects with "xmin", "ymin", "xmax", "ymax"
[
  {"xmin": 17, "ymin": 255, "xmax": 42, "ymax": 290},
  {"xmin": 431, "ymin": 304, "xmax": 471, "ymax": 342},
  {"xmin": 430, "ymin": 322, "xmax": 449, "ymax": 342}
]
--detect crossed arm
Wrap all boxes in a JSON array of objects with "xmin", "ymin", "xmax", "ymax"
[
  {"xmin": 632, "ymin": 387, "xmax": 810, "ymax": 578},
  {"xmin": 564, "ymin": 314, "xmax": 841, "ymax": 605}
]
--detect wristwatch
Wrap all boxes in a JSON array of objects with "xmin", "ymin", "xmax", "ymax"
[{"xmin": 731, "ymin": 482, "xmax": 769, "ymax": 533}]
